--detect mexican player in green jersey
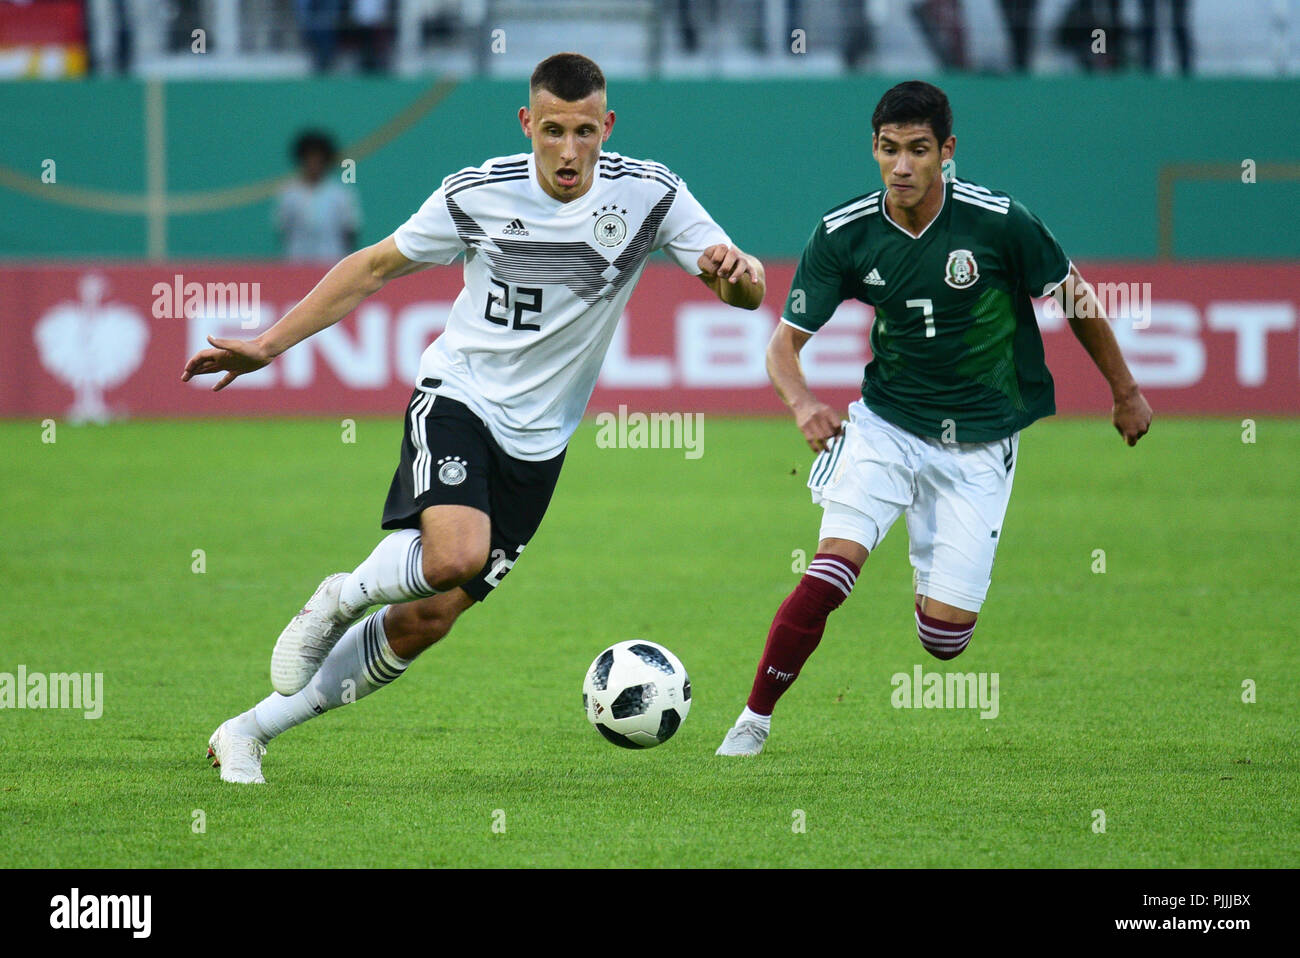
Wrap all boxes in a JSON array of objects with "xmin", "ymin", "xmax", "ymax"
[{"xmin": 717, "ymin": 80, "xmax": 1152, "ymax": 756}]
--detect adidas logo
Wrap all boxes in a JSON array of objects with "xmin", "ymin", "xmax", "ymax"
[
  {"xmin": 502, "ymin": 218, "xmax": 529, "ymax": 236},
  {"xmin": 864, "ymin": 268, "xmax": 886, "ymax": 286}
]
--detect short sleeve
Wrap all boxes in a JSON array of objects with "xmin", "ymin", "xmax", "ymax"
[
  {"xmin": 1005, "ymin": 199, "xmax": 1070, "ymax": 297},
  {"xmin": 782, "ymin": 221, "xmax": 851, "ymax": 334},
  {"xmin": 654, "ymin": 179, "xmax": 731, "ymax": 274},
  {"xmin": 392, "ymin": 186, "xmax": 467, "ymax": 265}
]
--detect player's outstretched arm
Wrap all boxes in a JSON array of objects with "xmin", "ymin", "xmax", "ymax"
[
  {"xmin": 697, "ymin": 244, "xmax": 765, "ymax": 310},
  {"xmin": 1052, "ymin": 263, "xmax": 1153, "ymax": 446},
  {"xmin": 766, "ymin": 322, "xmax": 842, "ymax": 453},
  {"xmin": 181, "ymin": 236, "xmax": 431, "ymax": 391}
]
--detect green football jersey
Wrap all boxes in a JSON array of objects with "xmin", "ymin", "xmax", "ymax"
[{"xmin": 783, "ymin": 178, "xmax": 1070, "ymax": 442}]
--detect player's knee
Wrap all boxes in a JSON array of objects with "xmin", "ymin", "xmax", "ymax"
[
  {"xmin": 915, "ymin": 610, "xmax": 977, "ymax": 660},
  {"xmin": 422, "ymin": 546, "xmax": 488, "ymax": 593}
]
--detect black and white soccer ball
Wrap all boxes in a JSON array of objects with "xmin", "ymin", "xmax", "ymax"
[{"xmin": 583, "ymin": 640, "xmax": 691, "ymax": 749}]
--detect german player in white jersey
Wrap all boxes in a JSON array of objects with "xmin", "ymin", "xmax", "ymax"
[{"xmin": 183, "ymin": 53, "xmax": 765, "ymax": 783}]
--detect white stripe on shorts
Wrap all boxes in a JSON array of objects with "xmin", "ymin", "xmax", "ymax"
[
  {"xmin": 410, "ymin": 393, "xmax": 436, "ymax": 498},
  {"xmin": 808, "ymin": 429, "xmax": 848, "ymax": 491}
]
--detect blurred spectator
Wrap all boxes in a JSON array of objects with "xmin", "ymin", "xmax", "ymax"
[
  {"xmin": 835, "ymin": 0, "xmax": 874, "ymax": 70},
  {"xmin": 912, "ymin": 0, "xmax": 969, "ymax": 70},
  {"xmin": 294, "ymin": 0, "xmax": 343, "ymax": 72},
  {"xmin": 109, "ymin": 0, "xmax": 132, "ymax": 73},
  {"xmin": 1056, "ymin": 0, "xmax": 1124, "ymax": 72},
  {"xmin": 676, "ymin": 0, "xmax": 719, "ymax": 54},
  {"xmin": 346, "ymin": 0, "xmax": 393, "ymax": 73},
  {"xmin": 781, "ymin": 0, "xmax": 874, "ymax": 69},
  {"xmin": 276, "ymin": 131, "xmax": 361, "ymax": 263},
  {"xmin": 998, "ymin": 0, "xmax": 1037, "ymax": 72},
  {"xmin": 1138, "ymin": 0, "xmax": 1192, "ymax": 73}
]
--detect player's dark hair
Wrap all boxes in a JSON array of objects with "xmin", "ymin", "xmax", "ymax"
[
  {"xmin": 530, "ymin": 52, "xmax": 606, "ymax": 102},
  {"xmin": 291, "ymin": 130, "xmax": 338, "ymax": 164},
  {"xmin": 871, "ymin": 81, "xmax": 953, "ymax": 146}
]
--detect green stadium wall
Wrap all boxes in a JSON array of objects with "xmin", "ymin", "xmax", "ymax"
[{"xmin": 1, "ymin": 76, "xmax": 1297, "ymax": 262}]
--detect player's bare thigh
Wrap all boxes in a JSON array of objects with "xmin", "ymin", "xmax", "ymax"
[
  {"xmin": 818, "ymin": 536, "xmax": 976, "ymax": 625},
  {"xmin": 385, "ymin": 588, "xmax": 477, "ymax": 659},
  {"xmin": 418, "ymin": 503, "xmax": 490, "ymax": 591}
]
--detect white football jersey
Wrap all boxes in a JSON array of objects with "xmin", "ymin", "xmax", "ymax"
[{"xmin": 392, "ymin": 150, "xmax": 731, "ymax": 460}]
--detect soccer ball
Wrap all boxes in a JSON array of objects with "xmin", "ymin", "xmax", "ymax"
[{"xmin": 582, "ymin": 640, "xmax": 691, "ymax": 749}]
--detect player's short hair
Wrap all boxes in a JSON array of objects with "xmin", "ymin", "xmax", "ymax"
[
  {"xmin": 530, "ymin": 53, "xmax": 606, "ymax": 103},
  {"xmin": 291, "ymin": 130, "xmax": 338, "ymax": 164},
  {"xmin": 871, "ymin": 81, "xmax": 953, "ymax": 146}
]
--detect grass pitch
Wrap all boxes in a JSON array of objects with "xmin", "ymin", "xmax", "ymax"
[{"xmin": 1, "ymin": 415, "xmax": 1296, "ymax": 868}]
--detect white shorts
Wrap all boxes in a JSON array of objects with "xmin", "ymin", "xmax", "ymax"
[{"xmin": 809, "ymin": 401, "xmax": 1019, "ymax": 613}]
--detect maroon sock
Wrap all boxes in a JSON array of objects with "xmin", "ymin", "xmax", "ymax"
[
  {"xmin": 746, "ymin": 553, "xmax": 861, "ymax": 715},
  {"xmin": 915, "ymin": 603, "xmax": 976, "ymax": 660}
]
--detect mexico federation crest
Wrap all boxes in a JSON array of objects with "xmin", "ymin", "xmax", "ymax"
[
  {"xmin": 437, "ymin": 456, "xmax": 467, "ymax": 486},
  {"xmin": 593, "ymin": 211, "xmax": 628, "ymax": 247},
  {"xmin": 944, "ymin": 249, "xmax": 979, "ymax": 289}
]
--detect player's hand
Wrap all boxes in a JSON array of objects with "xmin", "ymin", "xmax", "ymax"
[
  {"xmin": 697, "ymin": 244, "xmax": 759, "ymax": 285},
  {"xmin": 181, "ymin": 335, "xmax": 272, "ymax": 391},
  {"xmin": 792, "ymin": 398, "xmax": 843, "ymax": 453},
  {"xmin": 1112, "ymin": 388, "xmax": 1152, "ymax": 446}
]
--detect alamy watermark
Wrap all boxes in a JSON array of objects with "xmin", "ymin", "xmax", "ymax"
[
  {"xmin": 594, "ymin": 404, "xmax": 704, "ymax": 459},
  {"xmin": 50, "ymin": 889, "xmax": 150, "ymax": 938},
  {"xmin": 152, "ymin": 273, "xmax": 261, "ymax": 329},
  {"xmin": 1045, "ymin": 280, "xmax": 1153, "ymax": 329},
  {"xmin": 0, "ymin": 666, "xmax": 103, "ymax": 719},
  {"xmin": 891, "ymin": 664, "xmax": 999, "ymax": 719}
]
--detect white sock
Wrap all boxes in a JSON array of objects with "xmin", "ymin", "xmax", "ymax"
[
  {"xmin": 738, "ymin": 706, "xmax": 771, "ymax": 731},
  {"xmin": 242, "ymin": 607, "xmax": 413, "ymax": 743},
  {"xmin": 338, "ymin": 530, "xmax": 438, "ymax": 618}
]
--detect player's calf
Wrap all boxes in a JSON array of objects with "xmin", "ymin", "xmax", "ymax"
[
  {"xmin": 385, "ymin": 590, "xmax": 476, "ymax": 658},
  {"xmin": 915, "ymin": 603, "xmax": 976, "ymax": 660},
  {"xmin": 751, "ymin": 553, "xmax": 861, "ymax": 710},
  {"xmin": 718, "ymin": 552, "xmax": 862, "ymax": 755}
]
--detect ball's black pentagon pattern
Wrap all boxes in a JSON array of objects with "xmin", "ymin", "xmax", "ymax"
[
  {"xmin": 585, "ymin": 641, "xmax": 689, "ymax": 750},
  {"xmin": 589, "ymin": 649, "xmax": 615, "ymax": 691},
  {"xmin": 611, "ymin": 682, "xmax": 656, "ymax": 719},
  {"xmin": 628, "ymin": 643, "xmax": 674, "ymax": 674},
  {"xmin": 596, "ymin": 723, "xmax": 647, "ymax": 749},
  {"xmin": 657, "ymin": 708, "xmax": 681, "ymax": 742}
]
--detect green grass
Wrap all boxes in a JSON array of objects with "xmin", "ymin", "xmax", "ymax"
[{"xmin": 0, "ymin": 415, "xmax": 1296, "ymax": 867}]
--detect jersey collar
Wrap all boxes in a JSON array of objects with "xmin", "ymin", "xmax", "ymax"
[{"xmin": 881, "ymin": 179, "xmax": 948, "ymax": 240}]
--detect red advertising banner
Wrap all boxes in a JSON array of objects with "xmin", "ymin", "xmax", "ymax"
[{"xmin": 1, "ymin": 262, "xmax": 1296, "ymax": 421}]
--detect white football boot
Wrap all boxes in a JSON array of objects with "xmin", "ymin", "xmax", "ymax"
[
  {"xmin": 207, "ymin": 720, "xmax": 267, "ymax": 784},
  {"xmin": 270, "ymin": 572, "xmax": 356, "ymax": 695},
  {"xmin": 715, "ymin": 721, "xmax": 769, "ymax": 756}
]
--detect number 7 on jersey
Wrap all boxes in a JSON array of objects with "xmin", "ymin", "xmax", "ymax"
[{"xmin": 906, "ymin": 298, "xmax": 935, "ymax": 338}]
